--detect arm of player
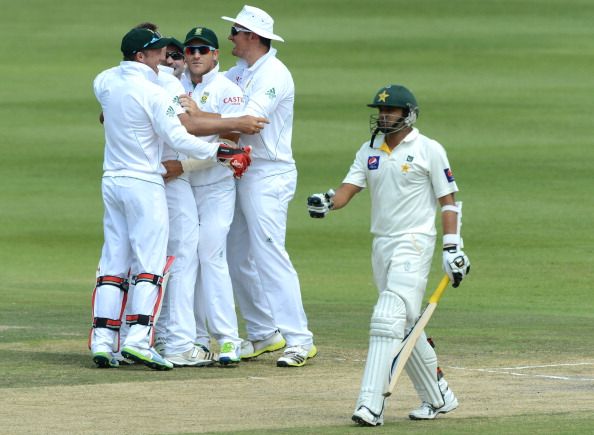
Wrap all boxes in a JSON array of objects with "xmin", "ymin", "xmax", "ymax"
[
  {"xmin": 439, "ymin": 194, "xmax": 470, "ymax": 287},
  {"xmin": 307, "ymin": 183, "xmax": 362, "ymax": 218},
  {"xmin": 178, "ymin": 95, "xmax": 268, "ymax": 136}
]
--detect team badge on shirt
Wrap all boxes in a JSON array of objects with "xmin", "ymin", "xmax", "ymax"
[
  {"xmin": 201, "ymin": 92, "xmax": 209, "ymax": 104},
  {"xmin": 368, "ymin": 156, "xmax": 380, "ymax": 170},
  {"xmin": 444, "ymin": 168, "xmax": 455, "ymax": 182},
  {"xmin": 265, "ymin": 87, "xmax": 276, "ymax": 99},
  {"xmin": 406, "ymin": 155, "xmax": 414, "ymax": 162}
]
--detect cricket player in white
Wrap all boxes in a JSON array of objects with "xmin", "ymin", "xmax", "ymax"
[
  {"xmin": 307, "ymin": 85, "xmax": 470, "ymax": 424},
  {"xmin": 221, "ymin": 5, "xmax": 316, "ymax": 367},
  {"xmin": 90, "ymin": 28, "xmax": 252, "ymax": 371},
  {"xmin": 154, "ymin": 50, "xmax": 218, "ymax": 367},
  {"xmin": 178, "ymin": 26, "xmax": 245, "ymax": 365}
]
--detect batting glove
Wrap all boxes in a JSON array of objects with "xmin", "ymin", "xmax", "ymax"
[
  {"xmin": 442, "ymin": 247, "xmax": 470, "ymax": 288},
  {"xmin": 307, "ymin": 189, "xmax": 335, "ymax": 218},
  {"xmin": 217, "ymin": 142, "xmax": 252, "ymax": 179}
]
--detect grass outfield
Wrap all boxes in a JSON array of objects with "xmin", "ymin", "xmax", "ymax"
[{"xmin": 1, "ymin": 0, "xmax": 594, "ymax": 433}]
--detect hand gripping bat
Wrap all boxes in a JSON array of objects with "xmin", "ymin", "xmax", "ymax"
[{"xmin": 384, "ymin": 275, "xmax": 450, "ymax": 397}]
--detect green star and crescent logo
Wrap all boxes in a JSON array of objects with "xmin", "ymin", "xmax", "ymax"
[{"xmin": 377, "ymin": 90, "xmax": 389, "ymax": 102}]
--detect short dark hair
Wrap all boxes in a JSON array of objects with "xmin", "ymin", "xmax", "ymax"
[
  {"xmin": 258, "ymin": 35, "xmax": 271, "ymax": 49},
  {"xmin": 135, "ymin": 22, "xmax": 159, "ymax": 32}
]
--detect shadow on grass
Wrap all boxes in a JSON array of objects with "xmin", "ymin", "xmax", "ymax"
[{"xmin": 0, "ymin": 348, "xmax": 93, "ymax": 368}]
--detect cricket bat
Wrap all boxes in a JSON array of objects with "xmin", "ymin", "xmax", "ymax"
[{"xmin": 384, "ymin": 275, "xmax": 450, "ymax": 397}]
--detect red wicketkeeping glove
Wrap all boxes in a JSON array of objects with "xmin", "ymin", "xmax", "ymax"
[{"xmin": 216, "ymin": 144, "xmax": 252, "ymax": 178}]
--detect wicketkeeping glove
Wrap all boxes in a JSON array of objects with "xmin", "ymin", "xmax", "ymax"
[
  {"xmin": 217, "ymin": 142, "xmax": 252, "ymax": 179},
  {"xmin": 307, "ymin": 189, "xmax": 335, "ymax": 218},
  {"xmin": 442, "ymin": 247, "xmax": 471, "ymax": 288}
]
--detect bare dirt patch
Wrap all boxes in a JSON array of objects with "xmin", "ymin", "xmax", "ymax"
[{"xmin": 1, "ymin": 350, "xmax": 593, "ymax": 434}]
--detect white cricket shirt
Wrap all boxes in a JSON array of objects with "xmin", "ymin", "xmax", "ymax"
[
  {"xmin": 181, "ymin": 64, "xmax": 244, "ymax": 186},
  {"xmin": 93, "ymin": 61, "xmax": 218, "ymax": 185},
  {"xmin": 158, "ymin": 65, "xmax": 188, "ymax": 164},
  {"xmin": 342, "ymin": 128, "xmax": 458, "ymax": 237},
  {"xmin": 225, "ymin": 48, "xmax": 295, "ymax": 175}
]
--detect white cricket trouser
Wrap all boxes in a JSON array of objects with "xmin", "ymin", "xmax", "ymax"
[
  {"xmin": 356, "ymin": 233, "xmax": 436, "ymax": 414},
  {"xmin": 227, "ymin": 197, "xmax": 276, "ymax": 341},
  {"xmin": 157, "ymin": 177, "xmax": 200, "ymax": 355},
  {"xmin": 228, "ymin": 169, "xmax": 313, "ymax": 347},
  {"xmin": 91, "ymin": 176, "xmax": 168, "ymax": 353},
  {"xmin": 372, "ymin": 233, "xmax": 435, "ymax": 326},
  {"xmin": 192, "ymin": 177, "xmax": 241, "ymax": 348}
]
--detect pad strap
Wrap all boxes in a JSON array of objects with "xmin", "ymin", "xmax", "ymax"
[
  {"xmin": 126, "ymin": 314, "xmax": 154, "ymax": 326},
  {"xmin": 132, "ymin": 273, "xmax": 163, "ymax": 286},
  {"xmin": 96, "ymin": 275, "xmax": 129, "ymax": 292},
  {"xmin": 93, "ymin": 317, "xmax": 122, "ymax": 330}
]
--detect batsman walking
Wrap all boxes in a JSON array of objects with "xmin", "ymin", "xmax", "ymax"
[{"xmin": 307, "ymin": 85, "xmax": 470, "ymax": 425}]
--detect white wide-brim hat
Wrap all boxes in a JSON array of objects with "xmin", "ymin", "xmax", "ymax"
[{"xmin": 222, "ymin": 5, "xmax": 284, "ymax": 42}]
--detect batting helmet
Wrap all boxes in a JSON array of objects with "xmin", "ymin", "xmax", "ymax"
[{"xmin": 368, "ymin": 84, "xmax": 419, "ymax": 136}]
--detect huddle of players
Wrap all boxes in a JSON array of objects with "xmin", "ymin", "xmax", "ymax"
[{"xmin": 90, "ymin": 6, "xmax": 317, "ymax": 372}]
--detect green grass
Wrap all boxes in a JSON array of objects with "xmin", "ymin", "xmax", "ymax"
[{"xmin": 1, "ymin": 0, "xmax": 594, "ymax": 433}]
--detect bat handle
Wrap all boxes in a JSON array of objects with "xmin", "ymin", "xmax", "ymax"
[{"xmin": 428, "ymin": 275, "xmax": 450, "ymax": 304}]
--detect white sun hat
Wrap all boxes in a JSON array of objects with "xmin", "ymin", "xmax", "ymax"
[{"xmin": 222, "ymin": 5, "xmax": 284, "ymax": 42}]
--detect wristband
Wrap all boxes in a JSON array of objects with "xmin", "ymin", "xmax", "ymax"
[{"xmin": 443, "ymin": 234, "xmax": 459, "ymax": 247}]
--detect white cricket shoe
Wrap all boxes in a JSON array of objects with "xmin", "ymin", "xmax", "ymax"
[
  {"xmin": 352, "ymin": 406, "xmax": 384, "ymax": 426},
  {"xmin": 409, "ymin": 379, "xmax": 459, "ymax": 420},
  {"xmin": 112, "ymin": 351, "xmax": 135, "ymax": 366},
  {"xmin": 121, "ymin": 346, "xmax": 173, "ymax": 371},
  {"xmin": 240, "ymin": 330, "xmax": 286, "ymax": 359},
  {"xmin": 276, "ymin": 344, "xmax": 317, "ymax": 367},
  {"xmin": 219, "ymin": 342, "xmax": 240, "ymax": 366},
  {"xmin": 165, "ymin": 345, "xmax": 217, "ymax": 367}
]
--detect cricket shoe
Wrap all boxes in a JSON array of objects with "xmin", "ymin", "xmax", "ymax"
[
  {"xmin": 409, "ymin": 379, "xmax": 459, "ymax": 420},
  {"xmin": 92, "ymin": 352, "xmax": 119, "ymax": 368},
  {"xmin": 352, "ymin": 406, "xmax": 384, "ymax": 427},
  {"xmin": 218, "ymin": 342, "xmax": 240, "ymax": 366},
  {"xmin": 240, "ymin": 330, "xmax": 286, "ymax": 359},
  {"xmin": 112, "ymin": 351, "xmax": 135, "ymax": 366},
  {"xmin": 165, "ymin": 345, "xmax": 217, "ymax": 367},
  {"xmin": 121, "ymin": 346, "xmax": 173, "ymax": 371},
  {"xmin": 276, "ymin": 344, "xmax": 317, "ymax": 367},
  {"xmin": 154, "ymin": 336, "xmax": 167, "ymax": 356}
]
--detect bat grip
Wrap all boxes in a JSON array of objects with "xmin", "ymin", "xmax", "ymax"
[{"xmin": 428, "ymin": 275, "xmax": 450, "ymax": 304}]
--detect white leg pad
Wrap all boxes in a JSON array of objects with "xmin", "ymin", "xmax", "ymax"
[
  {"xmin": 405, "ymin": 332, "xmax": 444, "ymax": 408},
  {"xmin": 356, "ymin": 290, "xmax": 407, "ymax": 416}
]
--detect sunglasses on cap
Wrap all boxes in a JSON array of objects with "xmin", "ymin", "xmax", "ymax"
[
  {"xmin": 184, "ymin": 45, "xmax": 216, "ymax": 56},
  {"xmin": 230, "ymin": 25, "xmax": 251, "ymax": 36},
  {"xmin": 166, "ymin": 51, "xmax": 184, "ymax": 60},
  {"xmin": 132, "ymin": 34, "xmax": 162, "ymax": 55}
]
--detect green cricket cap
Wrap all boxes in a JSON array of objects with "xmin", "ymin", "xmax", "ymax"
[
  {"xmin": 121, "ymin": 28, "xmax": 171, "ymax": 56},
  {"xmin": 167, "ymin": 38, "xmax": 184, "ymax": 52},
  {"xmin": 184, "ymin": 26, "xmax": 219, "ymax": 49}
]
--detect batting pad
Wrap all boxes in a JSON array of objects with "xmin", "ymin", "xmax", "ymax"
[
  {"xmin": 405, "ymin": 332, "xmax": 444, "ymax": 408},
  {"xmin": 357, "ymin": 291, "xmax": 407, "ymax": 415}
]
